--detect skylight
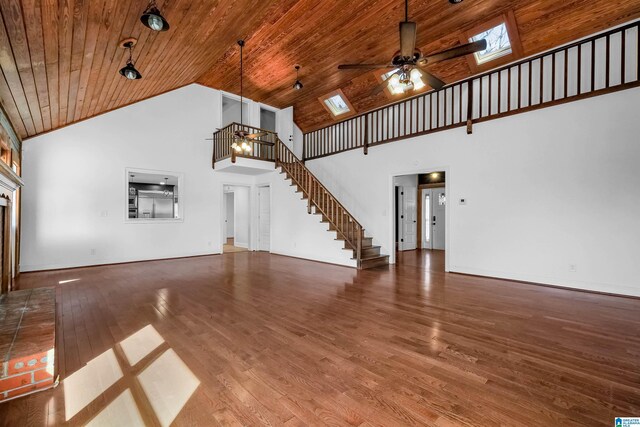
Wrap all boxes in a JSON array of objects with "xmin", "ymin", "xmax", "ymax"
[
  {"xmin": 323, "ymin": 94, "xmax": 351, "ymax": 116},
  {"xmin": 470, "ymin": 22, "xmax": 512, "ymax": 64}
]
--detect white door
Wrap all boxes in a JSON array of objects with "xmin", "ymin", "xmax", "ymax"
[
  {"xmin": 258, "ymin": 187, "xmax": 271, "ymax": 251},
  {"xmin": 397, "ymin": 186, "xmax": 417, "ymax": 251},
  {"xmin": 276, "ymin": 106, "xmax": 294, "ymax": 148},
  {"xmin": 432, "ymin": 187, "xmax": 446, "ymax": 250},
  {"xmin": 403, "ymin": 186, "xmax": 417, "ymax": 250},
  {"xmin": 225, "ymin": 192, "xmax": 234, "ymax": 239}
]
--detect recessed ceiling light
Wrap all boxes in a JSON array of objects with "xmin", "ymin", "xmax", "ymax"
[{"xmin": 449, "ymin": 0, "xmax": 464, "ymax": 3}]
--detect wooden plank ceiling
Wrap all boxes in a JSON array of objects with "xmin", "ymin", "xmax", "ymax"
[{"xmin": 1, "ymin": 0, "xmax": 640, "ymax": 139}]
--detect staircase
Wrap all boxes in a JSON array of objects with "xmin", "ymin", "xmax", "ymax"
[
  {"xmin": 210, "ymin": 123, "xmax": 388, "ymax": 269},
  {"xmin": 275, "ymin": 138, "xmax": 388, "ymax": 269}
]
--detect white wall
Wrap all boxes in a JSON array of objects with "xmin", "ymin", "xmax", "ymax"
[
  {"xmin": 20, "ymin": 82, "xmax": 352, "ymax": 271},
  {"xmin": 307, "ymin": 87, "xmax": 640, "ymax": 296},
  {"xmin": 21, "ymin": 84, "xmax": 265, "ymax": 271}
]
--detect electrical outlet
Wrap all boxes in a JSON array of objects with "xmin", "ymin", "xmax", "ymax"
[
  {"xmin": 90, "ymin": 248, "xmax": 96, "ymax": 256},
  {"xmin": 459, "ymin": 198, "xmax": 467, "ymax": 205},
  {"xmin": 207, "ymin": 241, "xmax": 212, "ymax": 247},
  {"xmin": 569, "ymin": 264, "xmax": 577, "ymax": 272}
]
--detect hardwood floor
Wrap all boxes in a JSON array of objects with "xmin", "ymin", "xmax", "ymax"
[
  {"xmin": 223, "ymin": 238, "xmax": 249, "ymax": 254},
  {"xmin": 1, "ymin": 250, "xmax": 639, "ymax": 426}
]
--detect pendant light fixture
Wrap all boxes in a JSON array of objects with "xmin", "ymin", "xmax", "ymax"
[
  {"xmin": 119, "ymin": 40, "xmax": 142, "ymax": 80},
  {"xmin": 141, "ymin": 0, "xmax": 170, "ymax": 32},
  {"xmin": 231, "ymin": 40, "xmax": 252, "ymax": 155},
  {"xmin": 292, "ymin": 65, "xmax": 303, "ymax": 90}
]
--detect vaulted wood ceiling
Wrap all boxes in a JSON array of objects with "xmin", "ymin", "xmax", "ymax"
[{"xmin": 1, "ymin": 0, "xmax": 639, "ymax": 140}]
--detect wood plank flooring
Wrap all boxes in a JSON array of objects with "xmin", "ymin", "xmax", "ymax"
[{"xmin": 1, "ymin": 250, "xmax": 639, "ymax": 426}]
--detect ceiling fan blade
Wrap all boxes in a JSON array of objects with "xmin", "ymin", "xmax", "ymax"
[
  {"xmin": 338, "ymin": 64, "xmax": 394, "ymax": 70},
  {"xmin": 246, "ymin": 132, "xmax": 267, "ymax": 139},
  {"xmin": 421, "ymin": 39, "xmax": 488, "ymax": 65},
  {"xmin": 416, "ymin": 67, "xmax": 445, "ymax": 90},
  {"xmin": 400, "ymin": 21, "xmax": 417, "ymax": 58}
]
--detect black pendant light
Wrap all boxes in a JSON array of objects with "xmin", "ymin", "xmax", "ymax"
[
  {"xmin": 119, "ymin": 41, "xmax": 142, "ymax": 80},
  {"xmin": 292, "ymin": 65, "xmax": 303, "ymax": 90},
  {"xmin": 141, "ymin": 0, "xmax": 169, "ymax": 32}
]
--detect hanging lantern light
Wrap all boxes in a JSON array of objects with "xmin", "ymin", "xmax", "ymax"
[
  {"xmin": 119, "ymin": 40, "xmax": 142, "ymax": 80},
  {"xmin": 141, "ymin": 0, "xmax": 170, "ymax": 32},
  {"xmin": 292, "ymin": 65, "xmax": 303, "ymax": 90}
]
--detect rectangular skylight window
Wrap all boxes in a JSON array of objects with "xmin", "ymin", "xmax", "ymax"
[
  {"xmin": 470, "ymin": 22, "xmax": 512, "ymax": 64},
  {"xmin": 323, "ymin": 94, "xmax": 351, "ymax": 116}
]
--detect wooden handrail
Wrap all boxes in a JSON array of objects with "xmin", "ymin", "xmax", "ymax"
[
  {"xmin": 275, "ymin": 138, "xmax": 364, "ymax": 266},
  {"xmin": 304, "ymin": 19, "xmax": 640, "ymax": 160}
]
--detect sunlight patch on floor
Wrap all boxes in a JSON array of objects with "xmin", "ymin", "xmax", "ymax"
[
  {"xmin": 120, "ymin": 324, "xmax": 165, "ymax": 366},
  {"xmin": 63, "ymin": 349, "xmax": 123, "ymax": 421},
  {"xmin": 138, "ymin": 349, "xmax": 200, "ymax": 427},
  {"xmin": 85, "ymin": 389, "xmax": 144, "ymax": 427},
  {"xmin": 63, "ymin": 325, "xmax": 199, "ymax": 426}
]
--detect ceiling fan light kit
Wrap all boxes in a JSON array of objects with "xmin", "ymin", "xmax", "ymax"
[
  {"xmin": 141, "ymin": 0, "xmax": 170, "ymax": 31},
  {"xmin": 227, "ymin": 39, "xmax": 266, "ymax": 154},
  {"xmin": 338, "ymin": 0, "xmax": 486, "ymax": 97}
]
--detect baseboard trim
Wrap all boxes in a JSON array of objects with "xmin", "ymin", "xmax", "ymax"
[
  {"xmin": 270, "ymin": 251, "xmax": 357, "ymax": 268},
  {"xmin": 449, "ymin": 266, "xmax": 640, "ymax": 300},
  {"xmin": 20, "ymin": 252, "xmax": 221, "ymax": 273}
]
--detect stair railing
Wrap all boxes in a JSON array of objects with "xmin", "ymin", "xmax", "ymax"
[
  {"xmin": 275, "ymin": 138, "xmax": 363, "ymax": 266},
  {"xmin": 211, "ymin": 122, "xmax": 277, "ymax": 168}
]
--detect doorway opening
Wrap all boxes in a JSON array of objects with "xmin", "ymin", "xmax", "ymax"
[
  {"xmin": 260, "ymin": 108, "xmax": 276, "ymax": 132},
  {"xmin": 222, "ymin": 95, "xmax": 249, "ymax": 127},
  {"xmin": 393, "ymin": 171, "xmax": 447, "ymax": 269},
  {"xmin": 222, "ymin": 185, "xmax": 250, "ymax": 253}
]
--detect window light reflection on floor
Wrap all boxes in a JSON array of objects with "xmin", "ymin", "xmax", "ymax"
[
  {"xmin": 58, "ymin": 278, "xmax": 81, "ymax": 284},
  {"xmin": 62, "ymin": 324, "xmax": 200, "ymax": 426}
]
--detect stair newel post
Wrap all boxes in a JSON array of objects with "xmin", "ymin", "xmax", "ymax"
[
  {"xmin": 357, "ymin": 226, "xmax": 362, "ymax": 269},
  {"xmin": 275, "ymin": 139, "xmax": 279, "ymax": 168},
  {"xmin": 307, "ymin": 175, "xmax": 312, "ymax": 214}
]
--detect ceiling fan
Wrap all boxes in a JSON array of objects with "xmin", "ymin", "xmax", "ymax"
[
  {"xmin": 223, "ymin": 40, "xmax": 266, "ymax": 154},
  {"xmin": 338, "ymin": 0, "xmax": 487, "ymax": 95}
]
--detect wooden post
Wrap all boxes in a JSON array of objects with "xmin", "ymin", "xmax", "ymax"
[
  {"xmin": 363, "ymin": 114, "xmax": 369, "ymax": 155},
  {"xmin": 275, "ymin": 139, "xmax": 279, "ymax": 169},
  {"xmin": 211, "ymin": 133, "xmax": 216, "ymax": 169},
  {"xmin": 466, "ymin": 80, "xmax": 474, "ymax": 135},
  {"xmin": 307, "ymin": 177, "xmax": 312, "ymax": 214},
  {"xmin": 356, "ymin": 227, "xmax": 362, "ymax": 269}
]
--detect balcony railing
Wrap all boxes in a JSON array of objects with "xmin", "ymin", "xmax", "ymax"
[
  {"xmin": 303, "ymin": 20, "xmax": 640, "ymax": 160},
  {"xmin": 211, "ymin": 122, "xmax": 277, "ymax": 168}
]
